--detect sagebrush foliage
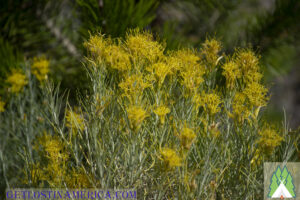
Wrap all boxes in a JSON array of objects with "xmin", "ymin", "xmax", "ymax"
[{"xmin": 0, "ymin": 30, "xmax": 299, "ymax": 199}]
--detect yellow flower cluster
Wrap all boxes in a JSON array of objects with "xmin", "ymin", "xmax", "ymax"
[
  {"xmin": 181, "ymin": 65, "xmax": 205, "ymax": 94},
  {"xmin": 235, "ymin": 50, "xmax": 266, "ymax": 92},
  {"xmin": 84, "ymin": 29, "xmax": 164, "ymax": 72},
  {"xmin": 6, "ymin": 70, "xmax": 28, "ymax": 93},
  {"xmin": 222, "ymin": 49, "xmax": 264, "ymax": 87},
  {"xmin": 126, "ymin": 29, "xmax": 164, "ymax": 63},
  {"xmin": 84, "ymin": 30, "xmax": 211, "ymax": 118},
  {"xmin": 160, "ymin": 148, "xmax": 181, "ymax": 169},
  {"xmin": 154, "ymin": 105, "xmax": 170, "ymax": 124},
  {"xmin": 168, "ymin": 50, "xmax": 199, "ymax": 72},
  {"xmin": 3, "ymin": 57, "xmax": 50, "ymax": 97},
  {"xmin": 85, "ymin": 35, "xmax": 131, "ymax": 72},
  {"xmin": 222, "ymin": 49, "xmax": 262, "ymax": 86},
  {"xmin": 40, "ymin": 133, "xmax": 68, "ymax": 162},
  {"xmin": 193, "ymin": 91, "xmax": 222, "ymax": 116},
  {"xmin": 257, "ymin": 124, "xmax": 283, "ymax": 155},
  {"xmin": 220, "ymin": 49, "xmax": 269, "ymax": 123},
  {"xmin": 179, "ymin": 127, "xmax": 197, "ymax": 149},
  {"xmin": 29, "ymin": 132, "xmax": 94, "ymax": 188},
  {"xmin": 146, "ymin": 62, "xmax": 172, "ymax": 86},
  {"xmin": 230, "ymin": 92, "xmax": 251, "ymax": 123},
  {"xmin": 222, "ymin": 61, "xmax": 241, "ymax": 89},
  {"xmin": 126, "ymin": 105, "xmax": 148, "ymax": 131},
  {"xmin": 229, "ymin": 83, "xmax": 268, "ymax": 124},
  {"xmin": 66, "ymin": 167, "xmax": 95, "ymax": 188},
  {"xmin": 243, "ymin": 82, "xmax": 268, "ymax": 107},
  {"xmin": 201, "ymin": 38, "xmax": 222, "ymax": 71},
  {"xmin": 173, "ymin": 49, "xmax": 205, "ymax": 93},
  {"xmin": 251, "ymin": 124, "xmax": 284, "ymax": 167},
  {"xmin": 235, "ymin": 49, "xmax": 260, "ymax": 82},
  {"xmin": 31, "ymin": 57, "xmax": 50, "ymax": 82},
  {"xmin": 105, "ymin": 44, "xmax": 131, "ymax": 71},
  {"xmin": 84, "ymin": 34, "xmax": 108, "ymax": 62},
  {"xmin": 33, "ymin": 132, "xmax": 69, "ymax": 186},
  {"xmin": 203, "ymin": 93, "xmax": 222, "ymax": 115},
  {"xmin": 119, "ymin": 73, "xmax": 151, "ymax": 103},
  {"xmin": 65, "ymin": 109, "xmax": 85, "ymax": 133}
]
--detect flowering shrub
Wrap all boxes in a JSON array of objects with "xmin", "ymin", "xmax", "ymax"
[
  {"xmin": 6, "ymin": 70, "xmax": 28, "ymax": 93},
  {"xmin": 31, "ymin": 57, "xmax": 50, "ymax": 82},
  {"xmin": 0, "ymin": 30, "xmax": 299, "ymax": 199}
]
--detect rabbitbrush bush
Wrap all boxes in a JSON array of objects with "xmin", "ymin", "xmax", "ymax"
[{"xmin": 0, "ymin": 29, "xmax": 299, "ymax": 199}]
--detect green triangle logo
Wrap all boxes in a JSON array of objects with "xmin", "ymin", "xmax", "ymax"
[{"xmin": 268, "ymin": 165, "xmax": 296, "ymax": 198}]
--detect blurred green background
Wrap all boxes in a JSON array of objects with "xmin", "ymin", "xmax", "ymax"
[{"xmin": 1, "ymin": 0, "xmax": 299, "ymax": 127}]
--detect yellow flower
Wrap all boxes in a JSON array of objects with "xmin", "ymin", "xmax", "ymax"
[
  {"xmin": 33, "ymin": 132, "xmax": 69, "ymax": 187},
  {"xmin": 6, "ymin": 70, "xmax": 28, "ymax": 93},
  {"xmin": 230, "ymin": 92, "xmax": 251, "ymax": 123},
  {"xmin": 192, "ymin": 94, "xmax": 203, "ymax": 111},
  {"xmin": 234, "ymin": 49, "xmax": 264, "ymax": 84},
  {"xmin": 169, "ymin": 49, "xmax": 205, "ymax": 93},
  {"xmin": 179, "ymin": 127, "xmax": 197, "ymax": 149},
  {"xmin": 66, "ymin": 167, "xmax": 95, "ymax": 188},
  {"xmin": 204, "ymin": 92, "xmax": 222, "ymax": 116},
  {"xmin": 154, "ymin": 106, "xmax": 170, "ymax": 124},
  {"xmin": 181, "ymin": 66, "xmax": 205, "ymax": 93},
  {"xmin": 21, "ymin": 162, "xmax": 43, "ymax": 185},
  {"xmin": 31, "ymin": 57, "xmax": 50, "ymax": 82},
  {"xmin": 105, "ymin": 44, "xmax": 131, "ymax": 71},
  {"xmin": 194, "ymin": 91, "xmax": 221, "ymax": 116},
  {"xmin": 256, "ymin": 124, "xmax": 283, "ymax": 156},
  {"xmin": 65, "ymin": 109, "xmax": 85, "ymax": 132},
  {"xmin": 84, "ymin": 34, "xmax": 109, "ymax": 62},
  {"xmin": 119, "ymin": 73, "xmax": 151, "ymax": 103},
  {"xmin": 160, "ymin": 148, "xmax": 181, "ymax": 169},
  {"xmin": 126, "ymin": 29, "xmax": 164, "ymax": 63},
  {"xmin": 0, "ymin": 97, "xmax": 5, "ymax": 112},
  {"xmin": 201, "ymin": 38, "xmax": 221, "ymax": 70},
  {"xmin": 126, "ymin": 105, "xmax": 148, "ymax": 131},
  {"xmin": 244, "ymin": 71, "xmax": 263, "ymax": 84},
  {"xmin": 35, "ymin": 132, "xmax": 68, "ymax": 162},
  {"xmin": 222, "ymin": 61, "xmax": 241, "ymax": 89},
  {"xmin": 243, "ymin": 82, "xmax": 268, "ymax": 107},
  {"xmin": 85, "ymin": 34, "xmax": 132, "ymax": 72},
  {"xmin": 169, "ymin": 49, "xmax": 200, "ymax": 72},
  {"xmin": 45, "ymin": 137, "xmax": 67, "ymax": 161},
  {"xmin": 147, "ymin": 62, "xmax": 172, "ymax": 86},
  {"xmin": 235, "ymin": 49, "xmax": 259, "ymax": 75}
]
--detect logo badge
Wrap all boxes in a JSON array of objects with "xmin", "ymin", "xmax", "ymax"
[
  {"xmin": 265, "ymin": 162, "xmax": 299, "ymax": 199},
  {"xmin": 268, "ymin": 165, "xmax": 296, "ymax": 199}
]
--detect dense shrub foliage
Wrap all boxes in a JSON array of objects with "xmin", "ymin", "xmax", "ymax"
[{"xmin": 0, "ymin": 30, "xmax": 299, "ymax": 199}]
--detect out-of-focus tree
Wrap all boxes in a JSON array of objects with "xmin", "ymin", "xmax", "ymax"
[
  {"xmin": 76, "ymin": 0, "xmax": 160, "ymax": 37},
  {"xmin": 0, "ymin": 0, "xmax": 81, "ymax": 96},
  {"xmin": 0, "ymin": 0, "xmax": 162, "ymax": 98}
]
